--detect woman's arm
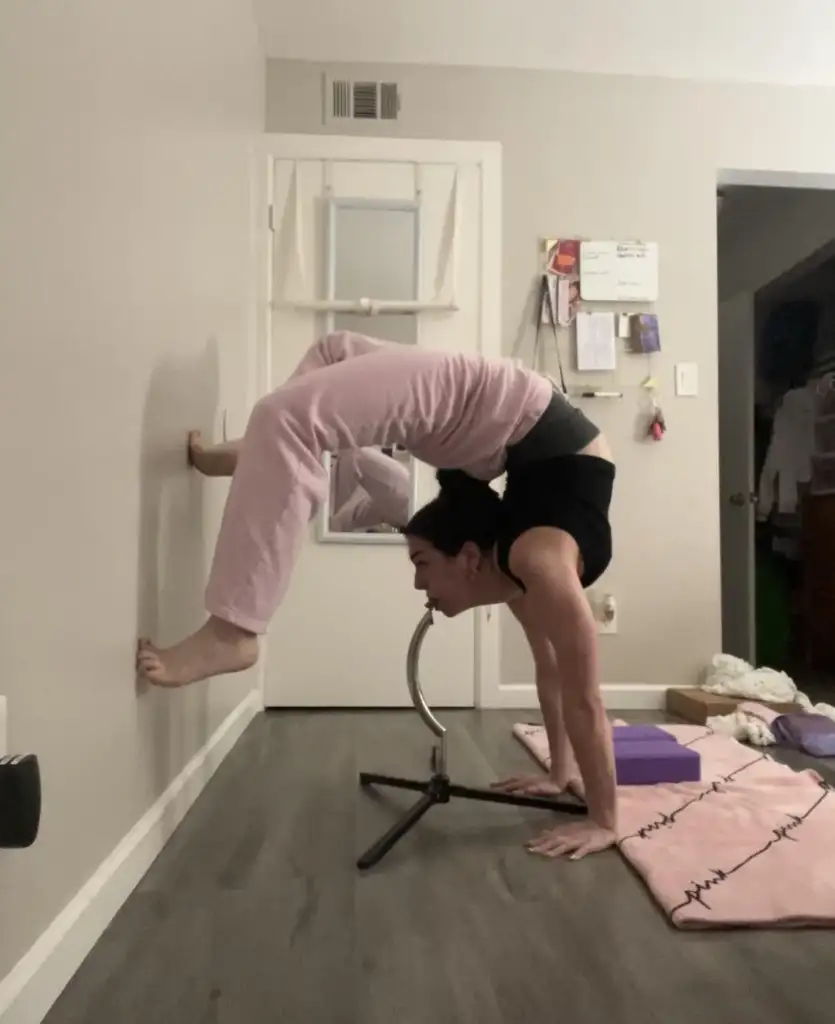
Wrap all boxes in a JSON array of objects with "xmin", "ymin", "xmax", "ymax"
[
  {"xmin": 507, "ymin": 601, "xmax": 577, "ymax": 786},
  {"xmin": 509, "ymin": 528, "xmax": 617, "ymax": 842}
]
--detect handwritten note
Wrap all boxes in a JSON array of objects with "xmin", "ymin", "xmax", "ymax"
[
  {"xmin": 579, "ymin": 240, "xmax": 659, "ymax": 302},
  {"xmin": 576, "ymin": 312, "xmax": 617, "ymax": 372}
]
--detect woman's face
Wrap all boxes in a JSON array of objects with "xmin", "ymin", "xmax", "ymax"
[{"xmin": 405, "ymin": 535, "xmax": 484, "ymax": 617}]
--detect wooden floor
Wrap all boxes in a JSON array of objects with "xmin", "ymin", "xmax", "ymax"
[{"xmin": 45, "ymin": 709, "xmax": 835, "ymax": 1024}]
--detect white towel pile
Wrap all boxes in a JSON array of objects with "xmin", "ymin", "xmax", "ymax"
[{"xmin": 701, "ymin": 654, "xmax": 835, "ymax": 746}]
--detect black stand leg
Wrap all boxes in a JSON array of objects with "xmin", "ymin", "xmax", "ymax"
[
  {"xmin": 356, "ymin": 771, "xmax": 586, "ymax": 870},
  {"xmin": 356, "ymin": 792, "xmax": 437, "ymax": 870},
  {"xmin": 446, "ymin": 782, "xmax": 587, "ymax": 812},
  {"xmin": 359, "ymin": 772, "xmax": 430, "ymax": 796}
]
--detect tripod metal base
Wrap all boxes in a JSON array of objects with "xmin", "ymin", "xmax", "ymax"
[{"xmin": 356, "ymin": 770, "xmax": 587, "ymax": 870}]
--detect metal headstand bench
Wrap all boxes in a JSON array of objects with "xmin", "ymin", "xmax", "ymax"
[{"xmin": 356, "ymin": 606, "xmax": 587, "ymax": 869}]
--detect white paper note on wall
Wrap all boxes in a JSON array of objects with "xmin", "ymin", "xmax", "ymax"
[
  {"xmin": 576, "ymin": 312, "xmax": 617, "ymax": 371},
  {"xmin": 580, "ymin": 240, "xmax": 659, "ymax": 301}
]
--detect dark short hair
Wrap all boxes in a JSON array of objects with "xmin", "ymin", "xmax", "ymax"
[{"xmin": 402, "ymin": 469, "xmax": 503, "ymax": 555}]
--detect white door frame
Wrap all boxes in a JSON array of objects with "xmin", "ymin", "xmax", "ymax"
[
  {"xmin": 718, "ymin": 292, "xmax": 756, "ymax": 662},
  {"xmin": 716, "ymin": 166, "xmax": 835, "ymax": 662},
  {"xmin": 253, "ymin": 133, "xmax": 504, "ymax": 710}
]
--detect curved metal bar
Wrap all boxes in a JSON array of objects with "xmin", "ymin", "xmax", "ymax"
[{"xmin": 406, "ymin": 607, "xmax": 448, "ymax": 774}]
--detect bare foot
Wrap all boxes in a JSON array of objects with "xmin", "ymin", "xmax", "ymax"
[
  {"xmin": 137, "ymin": 617, "xmax": 258, "ymax": 687},
  {"xmin": 187, "ymin": 430, "xmax": 209, "ymax": 473},
  {"xmin": 186, "ymin": 430, "xmax": 238, "ymax": 477}
]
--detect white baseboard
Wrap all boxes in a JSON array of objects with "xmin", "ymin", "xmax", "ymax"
[
  {"xmin": 488, "ymin": 682, "xmax": 666, "ymax": 711},
  {"xmin": 0, "ymin": 691, "xmax": 260, "ymax": 1024}
]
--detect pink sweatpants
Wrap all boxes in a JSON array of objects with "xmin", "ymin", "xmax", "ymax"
[
  {"xmin": 205, "ymin": 333, "xmax": 407, "ymax": 633},
  {"xmin": 204, "ymin": 329, "xmax": 549, "ymax": 631}
]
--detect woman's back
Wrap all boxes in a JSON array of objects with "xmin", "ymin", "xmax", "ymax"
[{"xmin": 284, "ymin": 332, "xmax": 554, "ymax": 477}]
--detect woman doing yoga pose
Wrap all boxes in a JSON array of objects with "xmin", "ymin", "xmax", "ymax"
[{"xmin": 137, "ymin": 331, "xmax": 617, "ymax": 859}]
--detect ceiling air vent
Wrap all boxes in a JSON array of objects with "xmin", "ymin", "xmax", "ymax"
[{"xmin": 325, "ymin": 76, "xmax": 401, "ymax": 123}]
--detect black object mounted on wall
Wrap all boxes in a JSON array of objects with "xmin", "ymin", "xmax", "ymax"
[{"xmin": 0, "ymin": 754, "xmax": 41, "ymax": 849}]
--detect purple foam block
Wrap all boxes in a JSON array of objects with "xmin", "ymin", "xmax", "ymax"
[
  {"xmin": 612, "ymin": 725, "xmax": 678, "ymax": 744},
  {"xmin": 615, "ymin": 741, "xmax": 701, "ymax": 785}
]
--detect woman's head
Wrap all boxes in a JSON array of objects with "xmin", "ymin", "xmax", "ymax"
[{"xmin": 402, "ymin": 470, "xmax": 508, "ymax": 616}]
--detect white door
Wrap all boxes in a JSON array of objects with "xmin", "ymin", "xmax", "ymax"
[
  {"xmin": 261, "ymin": 136, "xmax": 501, "ymax": 708},
  {"xmin": 718, "ymin": 293, "xmax": 756, "ymax": 661}
]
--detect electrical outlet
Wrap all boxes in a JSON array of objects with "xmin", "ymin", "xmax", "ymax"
[
  {"xmin": 0, "ymin": 697, "xmax": 7, "ymax": 756},
  {"xmin": 598, "ymin": 598, "xmax": 618, "ymax": 634},
  {"xmin": 589, "ymin": 592, "xmax": 618, "ymax": 634}
]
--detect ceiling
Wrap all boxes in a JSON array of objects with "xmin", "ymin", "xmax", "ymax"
[{"xmin": 254, "ymin": 0, "xmax": 835, "ymax": 87}]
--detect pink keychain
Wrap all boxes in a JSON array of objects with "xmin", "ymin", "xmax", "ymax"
[
  {"xmin": 648, "ymin": 401, "xmax": 666, "ymax": 441},
  {"xmin": 641, "ymin": 377, "xmax": 666, "ymax": 442}
]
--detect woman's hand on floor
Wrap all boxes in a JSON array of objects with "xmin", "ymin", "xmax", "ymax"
[
  {"xmin": 490, "ymin": 773, "xmax": 583, "ymax": 798},
  {"xmin": 526, "ymin": 820, "xmax": 617, "ymax": 861}
]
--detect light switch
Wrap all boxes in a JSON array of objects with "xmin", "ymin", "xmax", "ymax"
[{"xmin": 675, "ymin": 362, "xmax": 699, "ymax": 397}]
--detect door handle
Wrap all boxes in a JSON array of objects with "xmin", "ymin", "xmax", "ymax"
[{"xmin": 729, "ymin": 491, "xmax": 757, "ymax": 507}]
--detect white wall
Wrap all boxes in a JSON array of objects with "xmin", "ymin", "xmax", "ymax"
[
  {"xmin": 0, "ymin": 0, "xmax": 263, "ymax": 990},
  {"xmin": 266, "ymin": 59, "xmax": 835, "ymax": 692},
  {"xmin": 254, "ymin": 0, "xmax": 835, "ymax": 86}
]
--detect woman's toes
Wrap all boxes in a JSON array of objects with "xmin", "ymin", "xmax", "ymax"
[
  {"xmin": 137, "ymin": 649, "xmax": 159, "ymax": 670},
  {"xmin": 187, "ymin": 430, "xmax": 203, "ymax": 466}
]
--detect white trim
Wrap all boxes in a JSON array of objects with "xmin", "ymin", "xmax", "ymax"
[
  {"xmin": 253, "ymin": 139, "xmax": 272, "ymax": 713},
  {"xmin": 0, "ymin": 692, "xmax": 260, "ymax": 1024},
  {"xmin": 277, "ymin": 299, "xmax": 459, "ymax": 315},
  {"xmin": 472, "ymin": 138, "xmax": 503, "ymax": 710},
  {"xmin": 258, "ymin": 133, "xmax": 504, "ymax": 712},
  {"xmin": 475, "ymin": 607, "xmax": 502, "ymax": 710},
  {"xmin": 259, "ymin": 133, "xmax": 502, "ymax": 167},
  {"xmin": 485, "ymin": 683, "xmax": 667, "ymax": 712},
  {"xmin": 717, "ymin": 168, "xmax": 835, "ymax": 190}
]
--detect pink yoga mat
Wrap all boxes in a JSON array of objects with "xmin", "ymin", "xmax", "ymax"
[{"xmin": 512, "ymin": 721, "xmax": 835, "ymax": 930}]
